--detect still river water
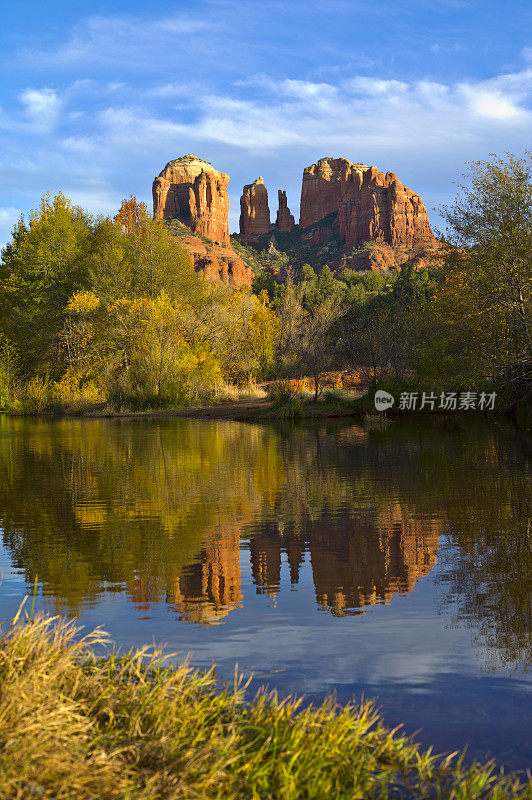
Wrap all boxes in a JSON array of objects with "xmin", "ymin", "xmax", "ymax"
[{"xmin": 0, "ymin": 415, "xmax": 530, "ymax": 770}]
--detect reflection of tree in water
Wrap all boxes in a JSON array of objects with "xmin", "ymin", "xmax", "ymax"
[
  {"xmin": 0, "ymin": 417, "xmax": 279, "ymax": 612},
  {"xmin": 359, "ymin": 420, "xmax": 531, "ymax": 672},
  {"xmin": 437, "ymin": 496, "xmax": 531, "ymax": 671},
  {"xmin": 0, "ymin": 416, "xmax": 530, "ymax": 670}
]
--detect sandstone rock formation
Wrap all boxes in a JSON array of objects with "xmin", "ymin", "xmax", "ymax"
[
  {"xmin": 153, "ymin": 154, "xmax": 230, "ymax": 245},
  {"xmin": 170, "ymin": 221, "xmax": 252, "ymax": 288},
  {"xmin": 300, "ymin": 157, "xmax": 435, "ymax": 251},
  {"xmin": 239, "ymin": 177, "xmax": 271, "ymax": 240},
  {"xmin": 152, "ymin": 155, "xmax": 252, "ymax": 287},
  {"xmin": 345, "ymin": 242, "xmax": 443, "ymax": 272},
  {"xmin": 275, "ymin": 190, "xmax": 295, "ymax": 232}
]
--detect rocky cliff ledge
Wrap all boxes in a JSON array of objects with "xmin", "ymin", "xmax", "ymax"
[
  {"xmin": 300, "ymin": 157, "xmax": 435, "ymax": 251},
  {"xmin": 153, "ymin": 155, "xmax": 230, "ymax": 245}
]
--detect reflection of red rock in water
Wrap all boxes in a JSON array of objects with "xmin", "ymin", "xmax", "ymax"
[
  {"xmin": 167, "ymin": 532, "xmax": 243, "ymax": 624},
  {"xmin": 310, "ymin": 504, "xmax": 439, "ymax": 616},
  {"xmin": 247, "ymin": 503, "xmax": 440, "ymax": 616},
  {"xmin": 127, "ymin": 504, "xmax": 439, "ymax": 623},
  {"xmin": 127, "ymin": 574, "xmax": 164, "ymax": 607},
  {"xmin": 248, "ymin": 530, "xmax": 283, "ymax": 596}
]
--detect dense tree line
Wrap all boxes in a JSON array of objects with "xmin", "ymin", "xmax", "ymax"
[
  {"xmin": 0, "ymin": 153, "xmax": 530, "ymax": 415},
  {"xmin": 0, "ymin": 195, "xmax": 278, "ymax": 410}
]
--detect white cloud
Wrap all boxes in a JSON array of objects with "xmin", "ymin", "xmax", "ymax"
[
  {"xmin": 92, "ymin": 64, "xmax": 532, "ymax": 156},
  {"xmin": 464, "ymin": 89, "xmax": 522, "ymax": 120},
  {"xmin": 238, "ymin": 76, "xmax": 338, "ymax": 101},
  {"xmin": 60, "ymin": 136, "xmax": 98, "ymax": 154},
  {"xmin": 19, "ymin": 88, "xmax": 61, "ymax": 132},
  {"xmin": 348, "ymin": 77, "xmax": 409, "ymax": 95},
  {"xmin": 25, "ymin": 13, "xmax": 212, "ymax": 68},
  {"xmin": 146, "ymin": 82, "xmax": 206, "ymax": 99}
]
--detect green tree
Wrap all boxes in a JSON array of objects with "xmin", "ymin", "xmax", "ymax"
[
  {"xmin": 278, "ymin": 275, "xmax": 344, "ymax": 400},
  {"xmin": 94, "ymin": 197, "xmax": 201, "ymax": 304},
  {"xmin": 425, "ymin": 152, "xmax": 532, "ymax": 402},
  {"xmin": 339, "ymin": 264, "xmax": 433, "ymax": 387},
  {"xmin": 0, "ymin": 193, "xmax": 93, "ymax": 378}
]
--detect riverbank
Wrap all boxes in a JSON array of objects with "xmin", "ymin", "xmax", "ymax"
[
  {"xmin": 3, "ymin": 391, "xmax": 529, "ymax": 430},
  {"xmin": 1, "ymin": 612, "xmax": 530, "ymax": 800}
]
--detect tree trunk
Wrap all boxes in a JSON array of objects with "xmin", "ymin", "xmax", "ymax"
[{"xmin": 314, "ymin": 372, "xmax": 320, "ymax": 402}]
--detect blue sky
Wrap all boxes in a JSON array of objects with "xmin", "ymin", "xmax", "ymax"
[{"xmin": 1, "ymin": 0, "xmax": 531, "ymax": 244}]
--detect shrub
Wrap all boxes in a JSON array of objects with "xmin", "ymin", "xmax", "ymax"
[{"xmin": 7, "ymin": 377, "xmax": 60, "ymax": 414}]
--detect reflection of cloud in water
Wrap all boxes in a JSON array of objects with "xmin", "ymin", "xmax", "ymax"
[{"xmin": 0, "ymin": 416, "xmax": 529, "ymax": 672}]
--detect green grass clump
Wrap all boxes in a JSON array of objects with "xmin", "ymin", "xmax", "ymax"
[{"xmin": 0, "ymin": 613, "xmax": 530, "ymax": 799}]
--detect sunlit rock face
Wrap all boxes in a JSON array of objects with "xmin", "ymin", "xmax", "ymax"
[
  {"xmin": 239, "ymin": 177, "xmax": 271, "ymax": 240},
  {"xmin": 171, "ymin": 225, "xmax": 252, "ymax": 288},
  {"xmin": 239, "ymin": 180, "xmax": 295, "ymax": 240},
  {"xmin": 300, "ymin": 157, "xmax": 436, "ymax": 250},
  {"xmin": 153, "ymin": 154, "xmax": 230, "ymax": 245},
  {"xmin": 152, "ymin": 155, "xmax": 252, "ymax": 288}
]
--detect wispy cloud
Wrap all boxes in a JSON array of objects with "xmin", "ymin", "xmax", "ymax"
[
  {"xmin": 24, "ymin": 13, "xmax": 213, "ymax": 68},
  {"xmin": 19, "ymin": 88, "xmax": 62, "ymax": 133},
  {"xmin": 93, "ymin": 66, "xmax": 532, "ymax": 155},
  {"xmin": 0, "ymin": 206, "xmax": 22, "ymax": 246}
]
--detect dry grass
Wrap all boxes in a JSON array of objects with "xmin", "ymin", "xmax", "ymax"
[
  {"xmin": 215, "ymin": 383, "xmax": 268, "ymax": 403},
  {"xmin": 0, "ymin": 610, "xmax": 530, "ymax": 800}
]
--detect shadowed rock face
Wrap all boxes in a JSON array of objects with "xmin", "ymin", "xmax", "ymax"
[
  {"xmin": 276, "ymin": 189, "xmax": 295, "ymax": 232},
  {"xmin": 153, "ymin": 155, "xmax": 230, "ymax": 245},
  {"xmin": 239, "ymin": 177, "xmax": 271, "ymax": 240},
  {"xmin": 300, "ymin": 157, "xmax": 435, "ymax": 250}
]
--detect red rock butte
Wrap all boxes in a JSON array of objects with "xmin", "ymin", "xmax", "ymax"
[
  {"xmin": 276, "ymin": 190, "xmax": 295, "ymax": 233},
  {"xmin": 152, "ymin": 153, "xmax": 437, "ymax": 284},
  {"xmin": 239, "ymin": 177, "xmax": 271, "ymax": 240},
  {"xmin": 239, "ymin": 178, "xmax": 295, "ymax": 241},
  {"xmin": 152, "ymin": 155, "xmax": 252, "ymax": 288},
  {"xmin": 300, "ymin": 157, "xmax": 435, "ymax": 250},
  {"xmin": 153, "ymin": 154, "xmax": 230, "ymax": 245}
]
